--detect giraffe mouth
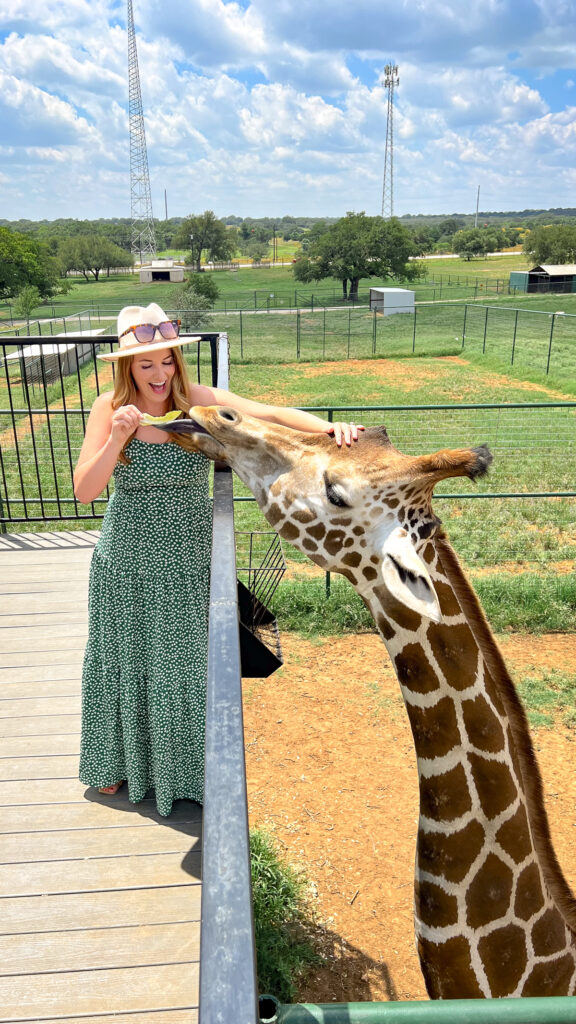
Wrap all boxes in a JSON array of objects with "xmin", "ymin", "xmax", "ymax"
[{"xmin": 151, "ymin": 417, "xmax": 211, "ymax": 436}]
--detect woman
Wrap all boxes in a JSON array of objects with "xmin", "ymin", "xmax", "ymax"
[{"xmin": 74, "ymin": 302, "xmax": 361, "ymax": 816}]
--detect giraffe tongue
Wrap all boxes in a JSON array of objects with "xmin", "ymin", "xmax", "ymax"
[{"xmin": 152, "ymin": 417, "xmax": 210, "ymax": 436}]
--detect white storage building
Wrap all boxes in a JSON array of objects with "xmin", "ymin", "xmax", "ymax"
[{"xmin": 369, "ymin": 287, "xmax": 415, "ymax": 315}]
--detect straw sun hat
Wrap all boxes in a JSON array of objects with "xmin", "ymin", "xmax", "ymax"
[{"xmin": 98, "ymin": 303, "xmax": 200, "ymax": 362}]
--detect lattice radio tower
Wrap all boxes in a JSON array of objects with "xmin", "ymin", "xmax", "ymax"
[
  {"xmin": 381, "ymin": 63, "xmax": 399, "ymax": 219},
  {"xmin": 127, "ymin": 0, "xmax": 156, "ymax": 260}
]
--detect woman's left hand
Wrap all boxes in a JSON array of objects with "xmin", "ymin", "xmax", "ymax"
[{"xmin": 328, "ymin": 421, "xmax": 365, "ymax": 447}]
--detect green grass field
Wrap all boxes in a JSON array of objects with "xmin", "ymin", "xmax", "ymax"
[{"xmin": 1, "ymin": 257, "xmax": 575, "ymax": 639}]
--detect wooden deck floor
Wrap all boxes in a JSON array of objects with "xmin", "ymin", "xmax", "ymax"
[{"xmin": 0, "ymin": 530, "xmax": 201, "ymax": 1023}]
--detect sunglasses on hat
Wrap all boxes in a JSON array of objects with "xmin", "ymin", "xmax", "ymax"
[{"xmin": 119, "ymin": 319, "xmax": 181, "ymax": 345}]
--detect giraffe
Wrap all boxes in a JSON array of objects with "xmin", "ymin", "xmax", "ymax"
[{"xmin": 178, "ymin": 406, "xmax": 576, "ymax": 1000}]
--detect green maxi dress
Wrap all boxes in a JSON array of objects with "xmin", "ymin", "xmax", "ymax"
[{"xmin": 79, "ymin": 438, "xmax": 212, "ymax": 817}]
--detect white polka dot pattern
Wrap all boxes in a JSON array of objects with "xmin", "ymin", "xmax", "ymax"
[{"xmin": 79, "ymin": 439, "xmax": 212, "ymax": 816}]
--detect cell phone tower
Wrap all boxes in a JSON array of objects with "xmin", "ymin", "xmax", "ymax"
[
  {"xmin": 381, "ymin": 63, "xmax": 399, "ymax": 220},
  {"xmin": 127, "ymin": 0, "xmax": 157, "ymax": 260}
]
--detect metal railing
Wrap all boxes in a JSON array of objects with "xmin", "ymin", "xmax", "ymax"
[{"xmin": 200, "ymin": 333, "xmax": 259, "ymax": 1022}]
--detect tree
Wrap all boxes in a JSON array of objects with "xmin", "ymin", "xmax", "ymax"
[
  {"xmin": 523, "ymin": 224, "xmax": 576, "ymax": 266},
  {"xmin": 172, "ymin": 273, "xmax": 220, "ymax": 331},
  {"xmin": 292, "ymin": 213, "xmax": 420, "ymax": 301},
  {"xmin": 13, "ymin": 284, "xmax": 41, "ymax": 324},
  {"xmin": 173, "ymin": 211, "xmax": 237, "ymax": 271},
  {"xmin": 452, "ymin": 228, "xmax": 490, "ymax": 261},
  {"xmin": 59, "ymin": 236, "xmax": 133, "ymax": 281},
  {"xmin": 0, "ymin": 227, "xmax": 60, "ymax": 299}
]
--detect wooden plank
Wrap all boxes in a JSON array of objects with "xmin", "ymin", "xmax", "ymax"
[
  {"xmin": 24, "ymin": 1013, "xmax": 196, "ymax": 1024},
  {"xmin": 0, "ymin": 777, "xmax": 87, "ymax": 805},
  {"xmin": 0, "ymin": 597, "xmax": 88, "ymax": 614},
  {"xmin": 0, "ymin": 639, "xmax": 86, "ymax": 657},
  {"xmin": 0, "ymin": 570, "xmax": 90, "ymax": 584},
  {"xmin": 0, "ymin": 624, "xmax": 88, "ymax": 640},
  {"xmin": 1, "ymin": 736, "xmax": 79, "ymax": 756},
  {"xmin": 0, "ymin": 681, "xmax": 80, "ymax": 699},
  {"xmin": 0, "ymin": 696, "xmax": 81, "ymax": 718},
  {"xmin": 0, "ymin": 962, "xmax": 199, "ymax": 1022},
  {"xmin": 0, "ymin": 851, "xmax": 202, "ymax": 897},
  {"xmin": 0, "ymin": 611, "xmax": 88, "ymax": 627},
  {"xmin": 1, "ymin": 920, "xmax": 200, "ymax": 976},
  {"xmin": 0, "ymin": 529, "xmax": 99, "ymax": 552},
  {"xmin": 0, "ymin": 582, "xmax": 89, "ymax": 595},
  {"xmin": 0, "ymin": 798, "xmax": 201, "ymax": 833},
  {"xmin": 0, "ymin": 714, "xmax": 81, "ymax": 737},
  {"xmin": 0, "ymin": 651, "xmax": 85, "ymax": 669},
  {"xmin": 0, "ymin": 885, "xmax": 201, "ymax": 935},
  {"xmin": 0, "ymin": 821, "xmax": 200, "ymax": 862},
  {"xmin": 0, "ymin": 755, "xmax": 79, "ymax": 781}
]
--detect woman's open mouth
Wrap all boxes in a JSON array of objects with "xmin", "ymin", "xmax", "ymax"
[{"xmin": 150, "ymin": 382, "xmax": 167, "ymax": 395}]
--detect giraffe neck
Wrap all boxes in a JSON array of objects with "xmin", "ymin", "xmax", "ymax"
[{"xmin": 362, "ymin": 533, "xmax": 576, "ymax": 999}]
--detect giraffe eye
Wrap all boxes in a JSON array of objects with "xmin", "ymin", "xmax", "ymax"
[{"xmin": 325, "ymin": 480, "xmax": 350, "ymax": 508}]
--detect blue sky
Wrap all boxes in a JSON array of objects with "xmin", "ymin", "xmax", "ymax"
[{"xmin": 0, "ymin": 0, "xmax": 575, "ymax": 221}]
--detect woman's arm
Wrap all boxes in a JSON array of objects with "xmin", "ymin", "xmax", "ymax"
[
  {"xmin": 189, "ymin": 383, "xmax": 363, "ymax": 446},
  {"xmin": 73, "ymin": 394, "xmax": 142, "ymax": 504}
]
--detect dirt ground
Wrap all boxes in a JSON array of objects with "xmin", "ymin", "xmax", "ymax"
[{"xmin": 244, "ymin": 631, "xmax": 576, "ymax": 1003}]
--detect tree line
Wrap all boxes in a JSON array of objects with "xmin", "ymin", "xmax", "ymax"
[{"xmin": 2, "ymin": 209, "xmax": 576, "ymax": 314}]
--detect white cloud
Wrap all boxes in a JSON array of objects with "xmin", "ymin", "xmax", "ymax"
[{"xmin": 0, "ymin": 0, "xmax": 574, "ymax": 219}]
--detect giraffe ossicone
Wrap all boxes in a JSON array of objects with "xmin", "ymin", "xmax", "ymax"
[{"xmin": 186, "ymin": 405, "xmax": 576, "ymax": 1000}]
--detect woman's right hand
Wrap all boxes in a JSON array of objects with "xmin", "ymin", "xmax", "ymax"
[{"xmin": 109, "ymin": 405, "xmax": 142, "ymax": 448}]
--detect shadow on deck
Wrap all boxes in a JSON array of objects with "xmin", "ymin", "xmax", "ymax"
[{"xmin": 0, "ymin": 530, "xmax": 201, "ymax": 1023}]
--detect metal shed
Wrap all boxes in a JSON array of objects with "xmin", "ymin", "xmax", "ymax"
[
  {"xmin": 139, "ymin": 259, "xmax": 185, "ymax": 283},
  {"xmin": 510, "ymin": 264, "xmax": 576, "ymax": 294},
  {"xmin": 369, "ymin": 287, "xmax": 415, "ymax": 315}
]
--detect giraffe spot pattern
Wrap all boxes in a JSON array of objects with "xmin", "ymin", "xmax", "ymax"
[
  {"xmin": 514, "ymin": 861, "xmax": 545, "ymax": 920},
  {"xmin": 373, "ymin": 585, "xmax": 422, "ymax": 632},
  {"xmin": 427, "ymin": 622, "xmax": 479, "ymax": 691},
  {"xmin": 417, "ymin": 819, "xmax": 485, "ymax": 884},
  {"xmin": 394, "ymin": 643, "xmax": 440, "ymax": 694},
  {"xmin": 309, "ymin": 521, "xmax": 326, "ymax": 540},
  {"xmin": 420, "ymin": 763, "xmax": 472, "ymax": 823},
  {"xmin": 467, "ymin": 752, "xmax": 518, "ymax": 820},
  {"xmin": 292, "ymin": 508, "xmax": 317, "ymax": 524},
  {"xmin": 465, "ymin": 852, "xmax": 514, "ymax": 929},
  {"xmin": 497, "ymin": 804, "xmax": 533, "ymax": 864},
  {"xmin": 521, "ymin": 954, "xmax": 576, "ymax": 997},
  {"xmin": 279, "ymin": 521, "xmax": 300, "ymax": 541},
  {"xmin": 532, "ymin": 907, "xmax": 569, "ymax": 956},
  {"xmin": 415, "ymin": 879, "xmax": 459, "ymax": 928},
  {"xmin": 461, "ymin": 694, "xmax": 505, "ymax": 753},
  {"xmin": 478, "ymin": 923, "xmax": 528, "ymax": 997},
  {"xmin": 418, "ymin": 935, "xmax": 484, "ymax": 999},
  {"xmin": 405, "ymin": 696, "xmax": 461, "ymax": 760},
  {"xmin": 325, "ymin": 529, "xmax": 346, "ymax": 554},
  {"xmin": 434, "ymin": 580, "xmax": 462, "ymax": 617}
]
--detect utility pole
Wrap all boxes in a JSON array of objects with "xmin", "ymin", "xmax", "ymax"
[
  {"xmin": 474, "ymin": 185, "xmax": 480, "ymax": 228},
  {"xmin": 381, "ymin": 63, "xmax": 399, "ymax": 219},
  {"xmin": 127, "ymin": 0, "xmax": 156, "ymax": 261}
]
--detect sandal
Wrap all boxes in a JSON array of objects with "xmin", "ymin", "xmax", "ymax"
[{"xmin": 98, "ymin": 782, "xmax": 124, "ymax": 796}]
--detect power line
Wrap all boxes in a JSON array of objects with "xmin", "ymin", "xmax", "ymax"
[
  {"xmin": 127, "ymin": 0, "xmax": 156, "ymax": 261},
  {"xmin": 381, "ymin": 63, "xmax": 399, "ymax": 220}
]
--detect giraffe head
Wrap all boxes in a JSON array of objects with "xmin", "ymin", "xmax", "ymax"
[{"xmin": 186, "ymin": 405, "xmax": 491, "ymax": 622}]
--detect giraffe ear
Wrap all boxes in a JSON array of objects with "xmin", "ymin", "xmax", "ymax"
[{"xmin": 381, "ymin": 528, "xmax": 441, "ymax": 623}]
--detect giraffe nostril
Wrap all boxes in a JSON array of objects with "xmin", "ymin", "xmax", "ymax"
[{"xmin": 219, "ymin": 408, "xmax": 238, "ymax": 423}]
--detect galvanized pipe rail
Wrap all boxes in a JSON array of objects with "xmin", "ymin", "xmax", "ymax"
[{"xmin": 199, "ymin": 333, "xmax": 259, "ymax": 1024}]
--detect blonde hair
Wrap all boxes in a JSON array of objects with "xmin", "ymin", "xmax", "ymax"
[{"xmin": 112, "ymin": 346, "xmax": 198, "ymax": 464}]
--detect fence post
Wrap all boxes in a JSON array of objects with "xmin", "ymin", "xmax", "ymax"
[
  {"xmin": 511, "ymin": 309, "xmax": 519, "ymax": 365},
  {"xmin": 546, "ymin": 314, "xmax": 556, "ymax": 375},
  {"xmin": 412, "ymin": 306, "xmax": 417, "ymax": 353},
  {"xmin": 296, "ymin": 310, "xmax": 301, "ymax": 359},
  {"xmin": 461, "ymin": 305, "xmax": 468, "ymax": 349},
  {"xmin": 347, "ymin": 307, "xmax": 351, "ymax": 358},
  {"xmin": 240, "ymin": 310, "xmax": 243, "ymax": 359},
  {"xmin": 372, "ymin": 309, "xmax": 377, "ymax": 355},
  {"xmin": 323, "ymin": 308, "xmax": 326, "ymax": 359},
  {"xmin": 482, "ymin": 307, "xmax": 489, "ymax": 353}
]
